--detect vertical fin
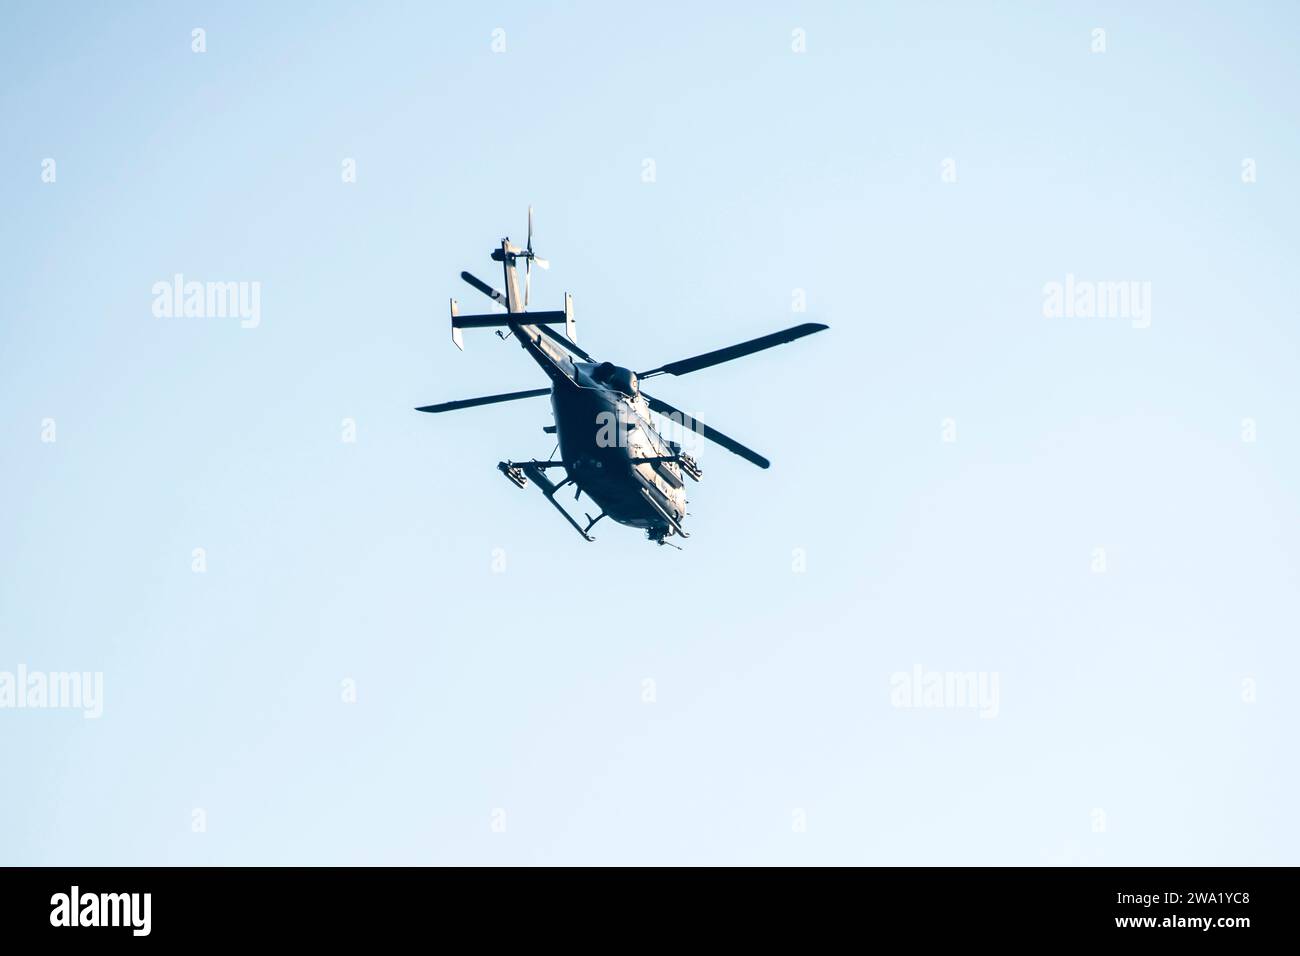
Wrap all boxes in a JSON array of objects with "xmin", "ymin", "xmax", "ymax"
[{"xmin": 450, "ymin": 298, "xmax": 463, "ymax": 350}]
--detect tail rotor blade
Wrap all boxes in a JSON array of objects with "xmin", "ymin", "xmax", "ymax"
[{"xmin": 524, "ymin": 206, "xmax": 548, "ymax": 286}]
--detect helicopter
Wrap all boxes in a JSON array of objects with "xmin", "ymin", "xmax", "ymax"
[{"xmin": 416, "ymin": 208, "xmax": 828, "ymax": 546}]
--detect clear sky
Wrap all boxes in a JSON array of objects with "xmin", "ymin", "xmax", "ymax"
[{"xmin": 2, "ymin": 1, "xmax": 1297, "ymax": 865}]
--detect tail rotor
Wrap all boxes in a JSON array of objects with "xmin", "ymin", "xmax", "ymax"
[{"xmin": 524, "ymin": 204, "xmax": 549, "ymax": 306}]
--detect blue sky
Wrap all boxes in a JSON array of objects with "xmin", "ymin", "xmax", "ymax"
[{"xmin": 1, "ymin": 1, "xmax": 1297, "ymax": 864}]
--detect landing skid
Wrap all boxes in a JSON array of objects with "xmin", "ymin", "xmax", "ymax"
[{"xmin": 498, "ymin": 460, "xmax": 596, "ymax": 542}]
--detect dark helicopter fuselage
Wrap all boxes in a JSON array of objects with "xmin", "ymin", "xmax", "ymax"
[{"xmin": 550, "ymin": 361, "xmax": 687, "ymax": 536}]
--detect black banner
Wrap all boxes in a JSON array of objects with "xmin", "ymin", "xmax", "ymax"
[{"xmin": 0, "ymin": 867, "xmax": 1278, "ymax": 943}]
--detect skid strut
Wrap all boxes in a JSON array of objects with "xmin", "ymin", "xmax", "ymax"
[{"xmin": 499, "ymin": 460, "xmax": 595, "ymax": 542}]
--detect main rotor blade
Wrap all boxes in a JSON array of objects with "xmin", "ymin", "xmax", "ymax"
[
  {"xmin": 461, "ymin": 271, "xmax": 508, "ymax": 309},
  {"xmin": 416, "ymin": 388, "xmax": 549, "ymax": 414},
  {"xmin": 642, "ymin": 391, "xmax": 770, "ymax": 469},
  {"xmin": 639, "ymin": 322, "xmax": 828, "ymax": 379},
  {"xmin": 536, "ymin": 322, "xmax": 594, "ymax": 362}
]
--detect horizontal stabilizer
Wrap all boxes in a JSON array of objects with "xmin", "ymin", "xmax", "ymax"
[{"xmin": 453, "ymin": 310, "xmax": 566, "ymax": 329}]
